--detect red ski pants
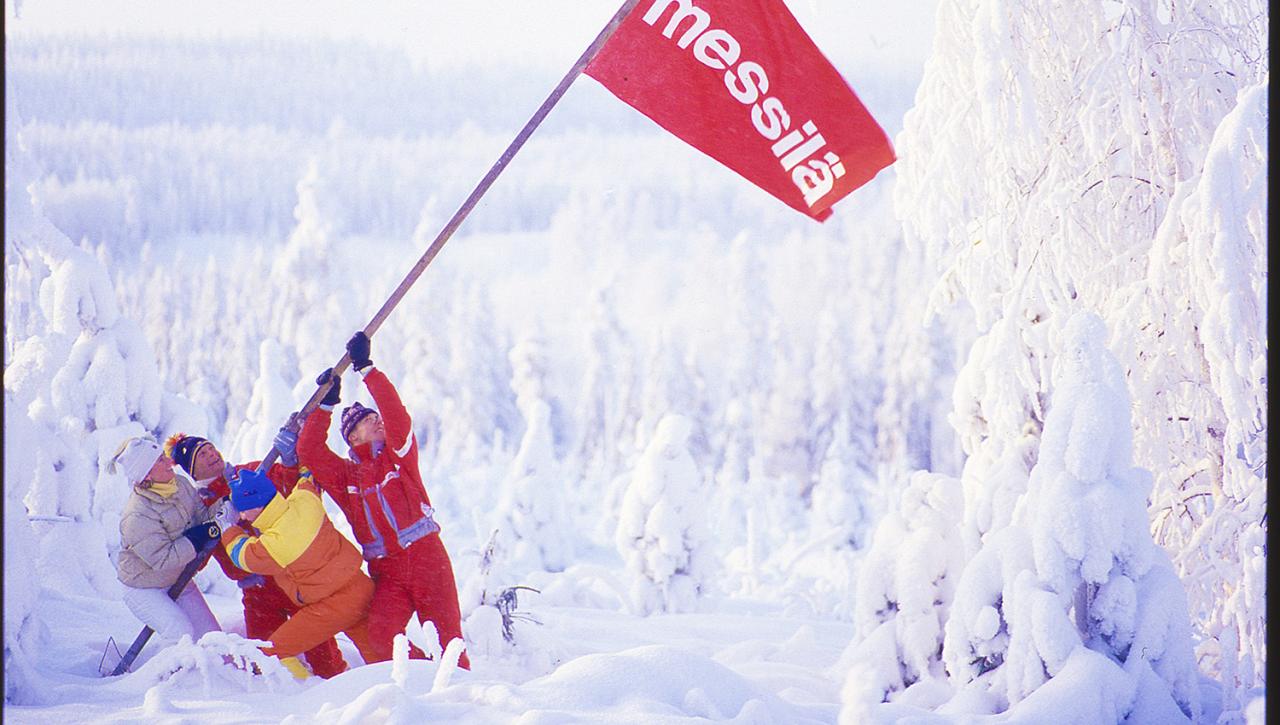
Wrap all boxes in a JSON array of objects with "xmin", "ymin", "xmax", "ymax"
[
  {"xmin": 243, "ymin": 580, "xmax": 347, "ymax": 678},
  {"xmin": 366, "ymin": 533, "xmax": 470, "ymax": 669}
]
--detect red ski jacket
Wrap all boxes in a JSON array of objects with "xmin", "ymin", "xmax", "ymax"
[{"xmin": 298, "ymin": 367, "xmax": 439, "ymax": 561}]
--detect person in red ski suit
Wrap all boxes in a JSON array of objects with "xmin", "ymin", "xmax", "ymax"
[
  {"xmin": 298, "ymin": 331, "xmax": 470, "ymax": 669},
  {"xmin": 165, "ymin": 432, "xmax": 349, "ymax": 678}
]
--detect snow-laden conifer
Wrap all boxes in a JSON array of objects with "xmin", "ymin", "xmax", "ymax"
[
  {"xmin": 489, "ymin": 333, "xmax": 574, "ymax": 577},
  {"xmin": 4, "ymin": 86, "xmax": 207, "ymax": 699},
  {"xmin": 615, "ymin": 414, "xmax": 714, "ymax": 614},
  {"xmin": 575, "ymin": 284, "xmax": 640, "ymax": 542},
  {"xmin": 941, "ymin": 312, "xmax": 1200, "ymax": 721}
]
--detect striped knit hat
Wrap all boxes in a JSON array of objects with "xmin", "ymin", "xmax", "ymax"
[
  {"xmin": 340, "ymin": 403, "xmax": 377, "ymax": 444},
  {"xmin": 164, "ymin": 433, "xmax": 213, "ymax": 478}
]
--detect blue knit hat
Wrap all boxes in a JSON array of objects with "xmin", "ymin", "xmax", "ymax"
[{"xmin": 230, "ymin": 469, "xmax": 277, "ymax": 511}]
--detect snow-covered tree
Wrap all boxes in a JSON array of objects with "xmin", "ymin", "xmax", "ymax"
[
  {"xmin": 4, "ymin": 390, "xmax": 47, "ymax": 702},
  {"xmin": 266, "ymin": 157, "xmax": 357, "ymax": 386},
  {"xmin": 779, "ymin": 416, "xmax": 874, "ymax": 620},
  {"xmin": 941, "ymin": 312, "xmax": 1200, "ymax": 721},
  {"xmin": 488, "ymin": 333, "xmax": 574, "ymax": 577},
  {"xmin": 808, "ymin": 416, "xmax": 873, "ymax": 555},
  {"xmin": 888, "ymin": 0, "xmax": 1267, "ymax": 710},
  {"xmin": 158, "ymin": 252, "xmax": 239, "ymax": 439},
  {"xmin": 225, "ymin": 337, "xmax": 298, "ymax": 464},
  {"xmin": 757, "ymin": 318, "xmax": 813, "ymax": 493},
  {"xmin": 4, "ymin": 79, "xmax": 209, "ymax": 700},
  {"xmin": 836, "ymin": 470, "xmax": 965, "ymax": 714},
  {"xmin": 1114, "ymin": 80, "xmax": 1269, "ymax": 708},
  {"xmin": 809, "ymin": 302, "xmax": 865, "ymax": 474},
  {"xmin": 632, "ymin": 328, "xmax": 702, "ymax": 461},
  {"xmin": 437, "ymin": 279, "xmax": 519, "ymax": 471},
  {"xmin": 575, "ymin": 284, "xmax": 641, "ymax": 541},
  {"xmin": 872, "ymin": 254, "xmax": 970, "ymax": 483},
  {"xmin": 4, "ymin": 146, "xmax": 165, "ymax": 598},
  {"xmin": 615, "ymin": 414, "xmax": 714, "ymax": 615},
  {"xmin": 721, "ymin": 232, "xmax": 773, "ymax": 413},
  {"xmin": 702, "ymin": 233, "xmax": 778, "ymax": 568}
]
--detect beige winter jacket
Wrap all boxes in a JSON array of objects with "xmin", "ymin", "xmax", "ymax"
[{"xmin": 116, "ymin": 476, "xmax": 208, "ymax": 589}]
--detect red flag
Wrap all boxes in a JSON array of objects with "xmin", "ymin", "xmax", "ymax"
[{"xmin": 585, "ymin": 0, "xmax": 896, "ymax": 221}]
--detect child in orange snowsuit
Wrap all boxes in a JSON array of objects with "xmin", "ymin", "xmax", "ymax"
[{"xmin": 220, "ymin": 466, "xmax": 378, "ymax": 677}]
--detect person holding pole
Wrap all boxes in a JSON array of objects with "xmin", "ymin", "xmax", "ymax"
[
  {"xmin": 298, "ymin": 331, "xmax": 471, "ymax": 669},
  {"xmin": 111, "ymin": 436, "xmax": 222, "ymax": 644},
  {"xmin": 163, "ymin": 431, "xmax": 349, "ymax": 679},
  {"xmin": 219, "ymin": 466, "xmax": 379, "ymax": 679}
]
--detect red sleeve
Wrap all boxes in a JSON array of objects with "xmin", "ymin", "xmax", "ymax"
[
  {"xmin": 297, "ymin": 406, "xmax": 349, "ymax": 499},
  {"xmin": 363, "ymin": 368, "xmax": 416, "ymax": 460},
  {"xmin": 268, "ymin": 461, "xmax": 302, "ymax": 496},
  {"xmin": 198, "ymin": 477, "xmax": 231, "ymax": 507},
  {"xmin": 295, "ymin": 469, "xmax": 320, "ymax": 495}
]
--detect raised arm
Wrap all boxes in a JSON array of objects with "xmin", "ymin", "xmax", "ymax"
[
  {"xmin": 361, "ymin": 367, "xmax": 415, "ymax": 459},
  {"xmin": 297, "ymin": 368, "xmax": 350, "ymax": 497},
  {"xmin": 346, "ymin": 331, "xmax": 415, "ymax": 460}
]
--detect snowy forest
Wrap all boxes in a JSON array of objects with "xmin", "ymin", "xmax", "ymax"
[{"xmin": 4, "ymin": 0, "xmax": 1267, "ymax": 723}]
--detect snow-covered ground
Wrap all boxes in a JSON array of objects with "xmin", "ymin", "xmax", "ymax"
[
  {"xmin": 6, "ymin": 561, "xmax": 856, "ymax": 724},
  {"xmin": 5, "ymin": 0, "xmax": 1267, "ymax": 723}
]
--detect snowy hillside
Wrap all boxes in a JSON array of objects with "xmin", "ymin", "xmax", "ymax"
[{"xmin": 4, "ymin": 0, "xmax": 1266, "ymax": 723}]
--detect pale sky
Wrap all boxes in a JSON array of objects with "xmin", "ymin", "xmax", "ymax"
[{"xmin": 6, "ymin": 0, "xmax": 939, "ymax": 71}]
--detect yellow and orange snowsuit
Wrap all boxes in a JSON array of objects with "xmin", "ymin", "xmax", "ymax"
[{"xmin": 220, "ymin": 468, "xmax": 377, "ymax": 668}]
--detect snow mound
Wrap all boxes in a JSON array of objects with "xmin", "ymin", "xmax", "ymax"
[{"xmin": 514, "ymin": 644, "xmax": 818, "ymax": 722}]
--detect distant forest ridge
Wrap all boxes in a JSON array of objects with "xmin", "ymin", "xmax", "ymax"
[
  {"xmin": 9, "ymin": 32, "xmax": 917, "ymax": 136},
  {"xmin": 9, "ymin": 32, "xmax": 914, "ymax": 250}
]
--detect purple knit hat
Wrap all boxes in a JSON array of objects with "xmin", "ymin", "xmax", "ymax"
[{"xmin": 340, "ymin": 403, "xmax": 377, "ymax": 443}]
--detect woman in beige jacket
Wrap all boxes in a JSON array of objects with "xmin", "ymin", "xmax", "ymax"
[{"xmin": 112, "ymin": 436, "xmax": 222, "ymax": 642}]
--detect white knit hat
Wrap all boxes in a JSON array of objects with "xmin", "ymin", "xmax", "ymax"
[{"xmin": 110, "ymin": 437, "xmax": 163, "ymax": 487}]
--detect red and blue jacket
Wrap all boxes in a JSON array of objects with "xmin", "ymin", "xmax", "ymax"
[{"xmin": 297, "ymin": 366, "xmax": 438, "ymax": 561}]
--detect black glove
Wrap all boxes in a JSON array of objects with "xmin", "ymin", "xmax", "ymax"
[
  {"xmin": 316, "ymin": 368, "xmax": 341, "ymax": 406},
  {"xmin": 181, "ymin": 521, "xmax": 221, "ymax": 551},
  {"xmin": 347, "ymin": 331, "xmax": 372, "ymax": 371}
]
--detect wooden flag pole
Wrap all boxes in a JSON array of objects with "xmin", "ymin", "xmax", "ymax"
[
  {"xmin": 107, "ymin": 0, "xmax": 641, "ymax": 676},
  {"xmin": 265, "ymin": 0, "xmax": 644, "ymax": 463}
]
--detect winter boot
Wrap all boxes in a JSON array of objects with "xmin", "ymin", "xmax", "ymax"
[{"xmin": 279, "ymin": 656, "xmax": 312, "ymax": 680}]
